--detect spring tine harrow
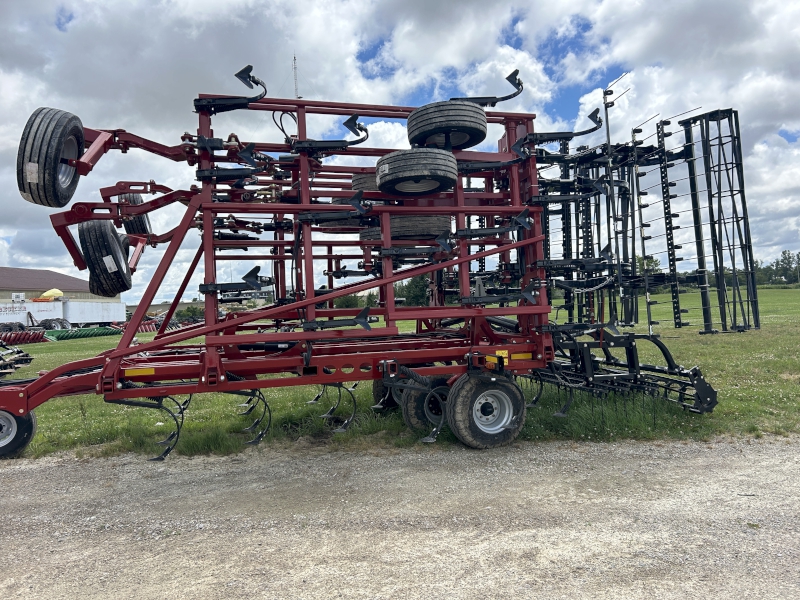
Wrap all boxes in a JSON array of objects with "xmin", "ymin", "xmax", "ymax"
[
  {"xmin": 242, "ymin": 390, "xmax": 272, "ymax": 445},
  {"xmin": 332, "ymin": 384, "xmax": 358, "ymax": 434}
]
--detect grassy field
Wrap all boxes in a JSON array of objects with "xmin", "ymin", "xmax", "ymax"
[{"xmin": 8, "ymin": 287, "xmax": 800, "ymax": 458}]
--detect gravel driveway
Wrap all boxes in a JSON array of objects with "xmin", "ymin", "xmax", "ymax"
[{"xmin": 1, "ymin": 437, "xmax": 798, "ymax": 599}]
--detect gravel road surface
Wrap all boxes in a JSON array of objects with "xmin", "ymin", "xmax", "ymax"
[{"xmin": 1, "ymin": 437, "xmax": 798, "ymax": 599}]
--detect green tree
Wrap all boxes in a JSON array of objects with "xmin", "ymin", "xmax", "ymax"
[
  {"xmin": 174, "ymin": 304, "xmax": 204, "ymax": 321},
  {"xmin": 364, "ymin": 291, "xmax": 378, "ymax": 307},
  {"xmin": 636, "ymin": 255, "xmax": 661, "ymax": 274},
  {"xmin": 395, "ymin": 275, "xmax": 428, "ymax": 306},
  {"xmin": 334, "ymin": 294, "xmax": 361, "ymax": 309}
]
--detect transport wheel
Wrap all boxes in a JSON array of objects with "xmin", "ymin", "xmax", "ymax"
[
  {"xmin": 0, "ymin": 410, "xmax": 37, "ymax": 459},
  {"xmin": 359, "ymin": 215, "xmax": 451, "ymax": 241},
  {"xmin": 372, "ymin": 379, "xmax": 399, "ymax": 410},
  {"xmin": 351, "ymin": 172, "xmax": 379, "ymax": 192},
  {"xmin": 407, "ymin": 100, "xmax": 487, "ymax": 150},
  {"xmin": 121, "ymin": 193, "xmax": 152, "ymax": 236},
  {"xmin": 56, "ymin": 318, "xmax": 71, "ymax": 330},
  {"xmin": 401, "ymin": 377, "xmax": 450, "ymax": 432},
  {"xmin": 17, "ymin": 107, "xmax": 84, "ymax": 208},
  {"xmin": 376, "ymin": 148, "xmax": 457, "ymax": 197},
  {"xmin": 445, "ymin": 374, "xmax": 526, "ymax": 449},
  {"xmin": 78, "ymin": 220, "xmax": 133, "ymax": 297}
]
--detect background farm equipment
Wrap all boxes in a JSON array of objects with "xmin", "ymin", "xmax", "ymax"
[{"xmin": 0, "ymin": 65, "xmax": 752, "ymax": 459}]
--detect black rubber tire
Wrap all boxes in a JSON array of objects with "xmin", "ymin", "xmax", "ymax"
[
  {"xmin": 120, "ymin": 193, "xmax": 152, "ymax": 236},
  {"xmin": 359, "ymin": 215, "xmax": 451, "ymax": 241},
  {"xmin": 17, "ymin": 107, "xmax": 84, "ymax": 208},
  {"xmin": 376, "ymin": 148, "xmax": 457, "ymax": 197},
  {"xmin": 372, "ymin": 379, "xmax": 399, "ymax": 410},
  {"xmin": 401, "ymin": 377, "xmax": 450, "ymax": 433},
  {"xmin": 351, "ymin": 172, "xmax": 379, "ymax": 192},
  {"xmin": 56, "ymin": 318, "xmax": 71, "ymax": 330},
  {"xmin": 445, "ymin": 374, "xmax": 526, "ymax": 449},
  {"xmin": 78, "ymin": 220, "xmax": 133, "ymax": 297},
  {"xmin": 0, "ymin": 410, "xmax": 37, "ymax": 459},
  {"xmin": 407, "ymin": 100, "xmax": 487, "ymax": 150}
]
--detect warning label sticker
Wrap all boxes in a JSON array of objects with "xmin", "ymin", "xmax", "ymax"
[{"xmin": 103, "ymin": 255, "xmax": 118, "ymax": 273}]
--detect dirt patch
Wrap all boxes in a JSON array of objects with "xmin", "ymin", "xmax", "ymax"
[{"xmin": 1, "ymin": 437, "xmax": 799, "ymax": 598}]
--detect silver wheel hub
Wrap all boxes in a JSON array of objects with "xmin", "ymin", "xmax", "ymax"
[
  {"xmin": 0, "ymin": 410, "xmax": 18, "ymax": 448},
  {"xmin": 58, "ymin": 135, "xmax": 79, "ymax": 188},
  {"xmin": 472, "ymin": 390, "xmax": 513, "ymax": 434},
  {"xmin": 395, "ymin": 178, "xmax": 440, "ymax": 193}
]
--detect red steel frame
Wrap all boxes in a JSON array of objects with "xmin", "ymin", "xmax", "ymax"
[{"xmin": 0, "ymin": 95, "xmax": 554, "ymax": 418}]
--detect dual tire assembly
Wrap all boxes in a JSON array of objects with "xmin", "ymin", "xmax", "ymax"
[{"xmin": 400, "ymin": 374, "xmax": 526, "ymax": 449}]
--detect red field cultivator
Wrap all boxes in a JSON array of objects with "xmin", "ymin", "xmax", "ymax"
[{"xmin": 0, "ymin": 67, "xmax": 727, "ymax": 459}]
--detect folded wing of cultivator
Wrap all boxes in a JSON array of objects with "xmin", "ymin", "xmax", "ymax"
[{"xmin": 1, "ymin": 66, "xmax": 739, "ymax": 459}]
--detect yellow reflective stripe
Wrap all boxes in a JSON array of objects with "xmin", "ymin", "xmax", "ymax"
[{"xmin": 123, "ymin": 368, "xmax": 155, "ymax": 377}]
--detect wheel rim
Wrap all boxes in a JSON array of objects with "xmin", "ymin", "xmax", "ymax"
[
  {"xmin": 58, "ymin": 135, "xmax": 79, "ymax": 188},
  {"xmin": 472, "ymin": 389, "xmax": 513, "ymax": 434},
  {"xmin": 0, "ymin": 411, "xmax": 18, "ymax": 449},
  {"xmin": 423, "ymin": 386, "xmax": 448, "ymax": 425},
  {"xmin": 395, "ymin": 178, "xmax": 441, "ymax": 194}
]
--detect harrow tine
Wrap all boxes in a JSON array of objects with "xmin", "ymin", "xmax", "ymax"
[
  {"xmin": 319, "ymin": 386, "xmax": 341, "ymax": 419},
  {"xmin": 244, "ymin": 391, "xmax": 272, "ymax": 445},
  {"xmin": 332, "ymin": 385, "xmax": 358, "ymax": 434},
  {"xmin": 371, "ymin": 385, "xmax": 394, "ymax": 411},
  {"xmin": 156, "ymin": 431, "xmax": 178, "ymax": 446},
  {"xmin": 243, "ymin": 392, "xmax": 267, "ymax": 432},
  {"xmin": 238, "ymin": 392, "xmax": 259, "ymax": 416},
  {"xmin": 148, "ymin": 397, "xmax": 183, "ymax": 461},
  {"xmin": 307, "ymin": 386, "xmax": 326, "ymax": 405},
  {"xmin": 553, "ymin": 388, "xmax": 575, "ymax": 418},
  {"xmin": 179, "ymin": 394, "xmax": 193, "ymax": 412}
]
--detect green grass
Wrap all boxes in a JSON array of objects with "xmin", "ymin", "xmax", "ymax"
[{"xmin": 9, "ymin": 288, "xmax": 800, "ymax": 458}]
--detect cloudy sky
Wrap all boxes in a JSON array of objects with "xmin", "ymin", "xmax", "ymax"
[{"xmin": 1, "ymin": 0, "xmax": 798, "ymax": 304}]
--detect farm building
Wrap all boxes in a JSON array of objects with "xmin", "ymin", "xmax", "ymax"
[{"xmin": 0, "ymin": 267, "xmax": 125, "ymax": 326}]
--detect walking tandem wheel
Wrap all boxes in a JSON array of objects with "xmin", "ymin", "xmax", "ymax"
[{"xmin": 0, "ymin": 65, "xmax": 730, "ymax": 458}]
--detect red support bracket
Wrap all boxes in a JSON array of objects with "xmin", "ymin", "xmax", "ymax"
[
  {"xmin": 73, "ymin": 129, "xmax": 114, "ymax": 176},
  {"xmin": 100, "ymin": 180, "xmax": 173, "ymax": 202}
]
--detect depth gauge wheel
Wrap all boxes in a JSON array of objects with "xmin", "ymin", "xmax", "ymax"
[
  {"xmin": 17, "ymin": 107, "xmax": 84, "ymax": 208},
  {"xmin": 0, "ymin": 410, "xmax": 37, "ymax": 459},
  {"xmin": 376, "ymin": 148, "xmax": 457, "ymax": 197},
  {"xmin": 445, "ymin": 374, "xmax": 526, "ymax": 449},
  {"xmin": 407, "ymin": 100, "xmax": 487, "ymax": 150},
  {"xmin": 78, "ymin": 220, "xmax": 133, "ymax": 297}
]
